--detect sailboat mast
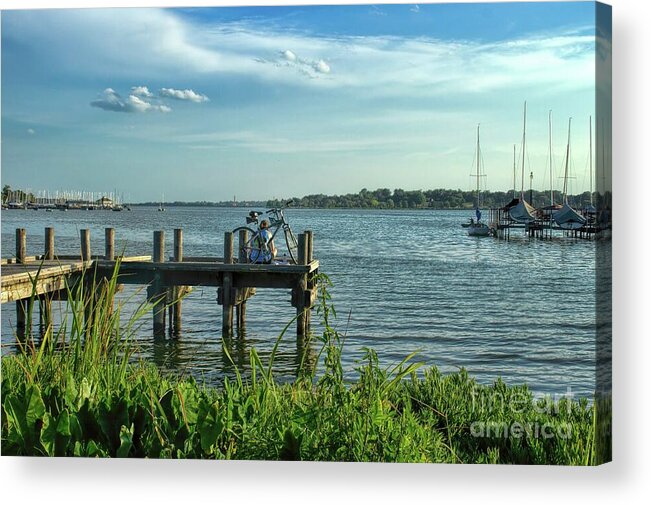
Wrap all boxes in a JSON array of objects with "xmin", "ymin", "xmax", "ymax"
[
  {"xmin": 512, "ymin": 144, "xmax": 516, "ymax": 199},
  {"xmin": 549, "ymin": 110, "xmax": 554, "ymax": 207},
  {"xmin": 589, "ymin": 115, "xmax": 593, "ymax": 206},
  {"xmin": 563, "ymin": 117, "xmax": 572, "ymax": 203},
  {"xmin": 521, "ymin": 101, "xmax": 527, "ymax": 199},
  {"xmin": 476, "ymin": 123, "xmax": 480, "ymax": 207}
]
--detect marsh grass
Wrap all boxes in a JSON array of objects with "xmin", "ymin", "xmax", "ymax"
[{"xmin": 1, "ymin": 267, "xmax": 608, "ymax": 463}]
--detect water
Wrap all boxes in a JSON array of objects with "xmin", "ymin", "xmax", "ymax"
[{"xmin": 1, "ymin": 207, "xmax": 598, "ymax": 397}]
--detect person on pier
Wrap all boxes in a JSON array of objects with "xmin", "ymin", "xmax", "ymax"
[{"xmin": 250, "ymin": 219, "xmax": 277, "ymax": 264}]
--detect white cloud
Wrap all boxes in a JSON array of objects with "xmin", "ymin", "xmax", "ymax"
[
  {"xmin": 131, "ymin": 86, "xmax": 154, "ymax": 98},
  {"xmin": 160, "ymin": 88, "xmax": 209, "ymax": 102},
  {"xmin": 410, "ymin": 5, "xmax": 420, "ymax": 13},
  {"xmin": 27, "ymin": 128, "xmax": 35, "ymax": 135},
  {"xmin": 282, "ymin": 50, "xmax": 297, "ymax": 62},
  {"xmin": 314, "ymin": 60, "xmax": 330, "ymax": 74},
  {"xmin": 90, "ymin": 88, "xmax": 171, "ymax": 113}
]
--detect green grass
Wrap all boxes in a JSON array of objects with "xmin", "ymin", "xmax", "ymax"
[{"xmin": 1, "ymin": 267, "xmax": 610, "ymax": 463}]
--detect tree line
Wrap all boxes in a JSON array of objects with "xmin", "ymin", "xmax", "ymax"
[
  {"xmin": 268, "ymin": 188, "xmax": 598, "ymax": 210},
  {"xmin": 3, "ymin": 185, "xmax": 598, "ymax": 210}
]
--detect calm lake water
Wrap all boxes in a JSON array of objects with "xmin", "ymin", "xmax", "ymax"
[{"xmin": 1, "ymin": 207, "xmax": 600, "ymax": 397}]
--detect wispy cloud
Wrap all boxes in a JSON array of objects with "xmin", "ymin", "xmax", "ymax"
[
  {"xmin": 370, "ymin": 6, "xmax": 387, "ymax": 17},
  {"xmin": 160, "ymin": 88, "xmax": 209, "ymax": 102},
  {"xmin": 4, "ymin": 9, "xmax": 595, "ymax": 97},
  {"xmin": 90, "ymin": 88, "xmax": 171, "ymax": 113}
]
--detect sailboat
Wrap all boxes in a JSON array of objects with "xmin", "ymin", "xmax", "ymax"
[
  {"xmin": 538, "ymin": 110, "xmax": 562, "ymax": 222},
  {"xmin": 509, "ymin": 101, "xmax": 537, "ymax": 224},
  {"xmin": 553, "ymin": 117, "xmax": 586, "ymax": 230},
  {"xmin": 467, "ymin": 124, "xmax": 491, "ymax": 237},
  {"xmin": 583, "ymin": 116, "xmax": 597, "ymax": 222},
  {"xmin": 158, "ymin": 193, "xmax": 166, "ymax": 212}
]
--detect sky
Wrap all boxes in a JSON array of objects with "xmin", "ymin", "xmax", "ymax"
[{"xmin": 1, "ymin": 1, "xmax": 607, "ymax": 202}]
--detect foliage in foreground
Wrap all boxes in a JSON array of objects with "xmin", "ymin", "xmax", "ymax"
[{"xmin": 1, "ymin": 269, "xmax": 608, "ymax": 463}]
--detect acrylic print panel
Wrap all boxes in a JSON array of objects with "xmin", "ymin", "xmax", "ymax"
[{"xmin": 0, "ymin": 1, "xmax": 611, "ymax": 464}]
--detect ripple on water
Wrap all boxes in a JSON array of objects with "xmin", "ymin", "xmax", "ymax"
[{"xmin": 1, "ymin": 208, "xmax": 599, "ymax": 397}]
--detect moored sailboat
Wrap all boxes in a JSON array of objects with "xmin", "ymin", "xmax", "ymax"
[
  {"xmin": 467, "ymin": 124, "xmax": 491, "ymax": 237},
  {"xmin": 553, "ymin": 117, "xmax": 586, "ymax": 230},
  {"xmin": 509, "ymin": 101, "xmax": 537, "ymax": 224}
]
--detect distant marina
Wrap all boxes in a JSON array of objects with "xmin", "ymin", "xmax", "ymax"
[{"xmin": 1, "ymin": 189, "xmax": 130, "ymax": 212}]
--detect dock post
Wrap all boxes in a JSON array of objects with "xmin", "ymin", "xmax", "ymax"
[
  {"xmin": 80, "ymin": 229, "xmax": 97, "ymax": 332},
  {"xmin": 45, "ymin": 227, "xmax": 55, "ymax": 260},
  {"xmin": 105, "ymin": 228, "xmax": 115, "ymax": 260},
  {"xmin": 80, "ymin": 229, "xmax": 91, "ymax": 261},
  {"xmin": 222, "ymin": 231, "xmax": 234, "ymax": 336},
  {"xmin": 305, "ymin": 230, "xmax": 314, "ymax": 332},
  {"xmin": 295, "ymin": 232, "xmax": 308, "ymax": 337},
  {"xmin": 236, "ymin": 229, "xmax": 249, "ymax": 331},
  {"xmin": 149, "ymin": 230, "xmax": 166, "ymax": 336},
  {"xmin": 170, "ymin": 228, "xmax": 183, "ymax": 335},
  {"xmin": 15, "ymin": 228, "xmax": 27, "ymax": 334}
]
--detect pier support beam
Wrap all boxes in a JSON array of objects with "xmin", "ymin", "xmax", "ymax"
[
  {"xmin": 169, "ymin": 228, "xmax": 183, "ymax": 336},
  {"xmin": 80, "ymin": 229, "xmax": 91, "ymax": 261},
  {"xmin": 148, "ymin": 230, "xmax": 166, "ymax": 336},
  {"xmin": 80, "ymin": 230, "xmax": 98, "ymax": 333},
  {"xmin": 295, "ymin": 232, "xmax": 309, "ymax": 337},
  {"xmin": 222, "ymin": 232, "xmax": 234, "ymax": 336},
  {"xmin": 236, "ymin": 228, "xmax": 249, "ymax": 333},
  {"xmin": 15, "ymin": 229, "xmax": 27, "ymax": 335}
]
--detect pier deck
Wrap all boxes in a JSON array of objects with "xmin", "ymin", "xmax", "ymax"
[{"xmin": 1, "ymin": 227, "xmax": 318, "ymax": 337}]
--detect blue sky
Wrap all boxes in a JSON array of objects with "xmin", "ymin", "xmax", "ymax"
[{"xmin": 1, "ymin": 2, "xmax": 605, "ymax": 202}]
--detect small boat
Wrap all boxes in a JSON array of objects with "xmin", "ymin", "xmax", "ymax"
[{"xmin": 467, "ymin": 124, "xmax": 491, "ymax": 237}]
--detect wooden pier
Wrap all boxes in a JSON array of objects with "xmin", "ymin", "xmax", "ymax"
[
  {"xmin": 1, "ymin": 227, "xmax": 319, "ymax": 338},
  {"xmin": 488, "ymin": 207, "xmax": 604, "ymax": 240}
]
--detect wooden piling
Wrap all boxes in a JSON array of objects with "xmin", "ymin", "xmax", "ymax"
[
  {"xmin": 15, "ymin": 228, "xmax": 27, "ymax": 331},
  {"xmin": 222, "ymin": 232, "xmax": 234, "ymax": 335},
  {"xmin": 235, "ymin": 228, "xmax": 249, "ymax": 331},
  {"xmin": 238, "ymin": 229, "xmax": 248, "ymax": 263},
  {"xmin": 16, "ymin": 228, "xmax": 26, "ymax": 264},
  {"xmin": 296, "ymin": 232, "xmax": 308, "ymax": 336},
  {"xmin": 304, "ymin": 230, "xmax": 313, "ymax": 331},
  {"xmin": 170, "ymin": 228, "xmax": 183, "ymax": 335},
  {"xmin": 45, "ymin": 227, "xmax": 55, "ymax": 260},
  {"xmin": 306, "ymin": 230, "xmax": 313, "ymax": 264},
  {"xmin": 80, "ymin": 229, "xmax": 91, "ymax": 261},
  {"xmin": 105, "ymin": 228, "xmax": 115, "ymax": 260},
  {"xmin": 150, "ymin": 230, "xmax": 166, "ymax": 335}
]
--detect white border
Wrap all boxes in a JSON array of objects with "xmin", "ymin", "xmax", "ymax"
[{"xmin": 1, "ymin": 1, "xmax": 648, "ymax": 503}]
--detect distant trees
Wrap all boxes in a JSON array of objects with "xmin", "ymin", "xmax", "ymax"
[
  {"xmin": 267, "ymin": 188, "xmax": 598, "ymax": 210},
  {"xmin": 2, "ymin": 185, "xmax": 36, "ymax": 204}
]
